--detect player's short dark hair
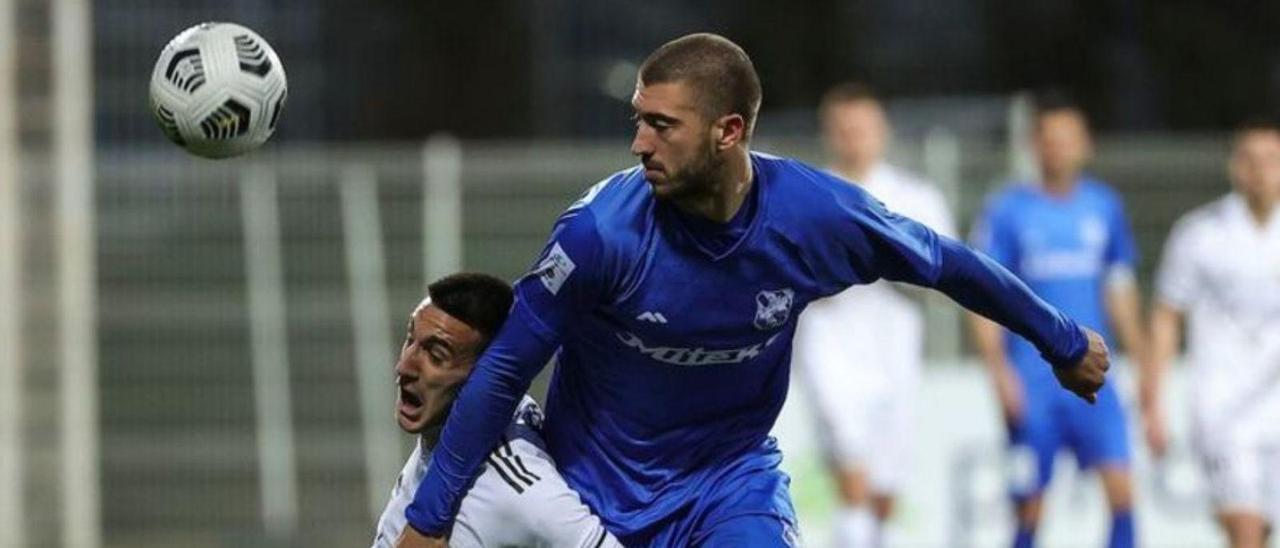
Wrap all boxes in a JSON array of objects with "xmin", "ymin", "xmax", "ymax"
[
  {"xmin": 638, "ymin": 33, "xmax": 763, "ymax": 139},
  {"xmin": 427, "ymin": 273, "xmax": 514, "ymax": 345},
  {"xmin": 1232, "ymin": 116, "xmax": 1280, "ymax": 143},
  {"xmin": 1032, "ymin": 90, "xmax": 1089, "ymax": 129},
  {"xmin": 819, "ymin": 82, "xmax": 881, "ymax": 117}
]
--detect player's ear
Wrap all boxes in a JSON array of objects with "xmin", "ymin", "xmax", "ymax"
[{"xmin": 714, "ymin": 114, "xmax": 746, "ymax": 150}]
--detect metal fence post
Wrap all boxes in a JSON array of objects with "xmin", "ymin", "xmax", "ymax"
[
  {"xmin": 339, "ymin": 164, "xmax": 401, "ymax": 520},
  {"xmin": 240, "ymin": 166, "xmax": 299, "ymax": 539},
  {"xmin": 53, "ymin": 0, "xmax": 100, "ymax": 545},
  {"xmin": 423, "ymin": 135, "xmax": 463, "ymax": 285},
  {"xmin": 0, "ymin": 0, "xmax": 24, "ymax": 544}
]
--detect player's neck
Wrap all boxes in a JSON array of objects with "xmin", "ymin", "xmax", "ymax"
[
  {"xmin": 418, "ymin": 424, "xmax": 443, "ymax": 451},
  {"xmin": 672, "ymin": 148, "xmax": 753, "ymax": 223},
  {"xmin": 833, "ymin": 159, "xmax": 875, "ymax": 185},
  {"xmin": 1241, "ymin": 192, "xmax": 1277, "ymax": 228},
  {"xmin": 1040, "ymin": 171, "xmax": 1079, "ymax": 196}
]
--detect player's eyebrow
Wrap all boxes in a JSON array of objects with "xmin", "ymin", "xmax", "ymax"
[
  {"xmin": 632, "ymin": 110, "xmax": 680, "ymax": 126},
  {"xmin": 421, "ymin": 334, "xmax": 454, "ymax": 355}
]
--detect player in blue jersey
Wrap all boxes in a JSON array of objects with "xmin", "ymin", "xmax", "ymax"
[
  {"xmin": 968, "ymin": 95, "xmax": 1153, "ymax": 548},
  {"xmin": 397, "ymin": 34, "xmax": 1111, "ymax": 548}
]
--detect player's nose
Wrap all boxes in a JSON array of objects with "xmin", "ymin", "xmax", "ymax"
[
  {"xmin": 630, "ymin": 128, "xmax": 654, "ymax": 157},
  {"xmin": 393, "ymin": 356, "xmax": 416, "ymax": 379}
]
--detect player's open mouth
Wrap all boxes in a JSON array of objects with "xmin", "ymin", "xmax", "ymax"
[{"xmin": 399, "ymin": 387, "xmax": 423, "ymax": 416}]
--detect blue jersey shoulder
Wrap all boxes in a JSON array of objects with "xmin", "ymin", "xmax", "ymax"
[
  {"xmin": 567, "ymin": 166, "xmax": 646, "ymax": 215},
  {"xmin": 752, "ymin": 152, "xmax": 936, "ymax": 293},
  {"xmin": 751, "ymin": 152, "xmax": 882, "ymax": 228},
  {"xmin": 567, "ymin": 166, "xmax": 654, "ymax": 239},
  {"xmin": 980, "ymin": 182, "xmax": 1035, "ymax": 217},
  {"xmin": 554, "ymin": 165, "xmax": 655, "ymax": 302},
  {"xmin": 1075, "ymin": 176, "xmax": 1125, "ymax": 211}
]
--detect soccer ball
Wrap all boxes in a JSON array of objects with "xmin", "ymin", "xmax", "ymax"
[{"xmin": 149, "ymin": 22, "xmax": 287, "ymax": 159}]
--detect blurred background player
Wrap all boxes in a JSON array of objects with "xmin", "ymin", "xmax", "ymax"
[
  {"xmin": 968, "ymin": 95, "xmax": 1153, "ymax": 548},
  {"xmin": 374, "ymin": 273, "xmax": 619, "ymax": 548},
  {"xmin": 792, "ymin": 83, "xmax": 955, "ymax": 547},
  {"xmin": 1147, "ymin": 119, "xmax": 1280, "ymax": 548}
]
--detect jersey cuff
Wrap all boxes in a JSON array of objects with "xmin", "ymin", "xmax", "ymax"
[
  {"xmin": 404, "ymin": 506, "xmax": 451, "ymax": 539},
  {"xmin": 1043, "ymin": 324, "xmax": 1088, "ymax": 370},
  {"xmin": 1105, "ymin": 264, "xmax": 1136, "ymax": 289}
]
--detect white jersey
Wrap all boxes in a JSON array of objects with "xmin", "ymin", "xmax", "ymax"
[
  {"xmin": 791, "ymin": 163, "xmax": 955, "ymax": 488},
  {"xmin": 372, "ymin": 396, "xmax": 621, "ymax": 548},
  {"xmin": 1155, "ymin": 193, "xmax": 1280, "ymax": 441},
  {"xmin": 802, "ymin": 163, "xmax": 957, "ymax": 340}
]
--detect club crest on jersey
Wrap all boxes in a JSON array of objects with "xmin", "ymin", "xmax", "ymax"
[
  {"xmin": 753, "ymin": 288, "xmax": 794, "ymax": 331},
  {"xmin": 1080, "ymin": 215, "xmax": 1107, "ymax": 249}
]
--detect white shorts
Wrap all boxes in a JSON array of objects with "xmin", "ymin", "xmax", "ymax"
[
  {"xmin": 1195, "ymin": 437, "xmax": 1280, "ymax": 522},
  {"xmin": 792, "ymin": 287, "xmax": 922, "ymax": 494}
]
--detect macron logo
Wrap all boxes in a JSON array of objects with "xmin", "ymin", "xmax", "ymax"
[{"xmin": 636, "ymin": 311, "xmax": 667, "ymax": 324}]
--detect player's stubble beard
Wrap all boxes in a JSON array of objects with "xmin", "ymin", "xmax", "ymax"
[{"xmin": 652, "ymin": 131, "xmax": 726, "ymax": 206}]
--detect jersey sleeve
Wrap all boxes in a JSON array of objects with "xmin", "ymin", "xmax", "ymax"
[
  {"xmin": 404, "ymin": 208, "xmax": 611, "ymax": 536},
  {"xmin": 968, "ymin": 195, "xmax": 1018, "ymax": 269},
  {"xmin": 493, "ymin": 435, "xmax": 623, "ymax": 548},
  {"xmin": 1154, "ymin": 216, "xmax": 1199, "ymax": 310},
  {"xmin": 833, "ymin": 187, "xmax": 945, "ymax": 287},
  {"xmin": 510, "ymin": 207, "xmax": 611, "ymax": 339},
  {"xmin": 836, "ymin": 186, "xmax": 1087, "ymax": 369},
  {"xmin": 1104, "ymin": 192, "xmax": 1140, "ymax": 285}
]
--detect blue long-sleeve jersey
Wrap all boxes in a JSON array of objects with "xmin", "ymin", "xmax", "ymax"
[{"xmin": 407, "ymin": 152, "xmax": 1088, "ymax": 539}]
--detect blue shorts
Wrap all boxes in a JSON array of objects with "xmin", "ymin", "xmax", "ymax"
[
  {"xmin": 625, "ymin": 465, "xmax": 799, "ymax": 547},
  {"xmin": 692, "ymin": 513, "xmax": 799, "ymax": 548},
  {"xmin": 1006, "ymin": 368, "xmax": 1130, "ymax": 500}
]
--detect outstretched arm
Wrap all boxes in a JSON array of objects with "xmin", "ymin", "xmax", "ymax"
[
  {"xmin": 400, "ymin": 302, "xmax": 559, "ymax": 542},
  {"xmin": 402, "ymin": 207, "xmax": 608, "ymax": 540},
  {"xmin": 836, "ymin": 190, "xmax": 1107, "ymax": 401},
  {"xmin": 927, "ymin": 236, "xmax": 1107, "ymax": 402}
]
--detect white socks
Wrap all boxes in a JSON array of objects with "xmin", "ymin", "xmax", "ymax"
[{"xmin": 834, "ymin": 506, "xmax": 879, "ymax": 548}]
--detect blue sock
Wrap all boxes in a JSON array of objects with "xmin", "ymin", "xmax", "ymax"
[
  {"xmin": 1013, "ymin": 525, "xmax": 1035, "ymax": 548},
  {"xmin": 1108, "ymin": 510, "xmax": 1134, "ymax": 548}
]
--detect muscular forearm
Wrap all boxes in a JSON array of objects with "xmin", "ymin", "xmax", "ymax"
[
  {"xmin": 405, "ymin": 301, "xmax": 558, "ymax": 535},
  {"xmin": 933, "ymin": 238, "xmax": 1087, "ymax": 368}
]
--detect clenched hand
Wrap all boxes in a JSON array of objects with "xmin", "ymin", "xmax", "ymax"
[{"xmin": 1053, "ymin": 328, "xmax": 1109, "ymax": 404}]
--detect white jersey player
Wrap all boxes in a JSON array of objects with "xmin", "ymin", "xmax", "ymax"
[
  {"xmin": 373, "ymin": 273, "xmax": 621, "ymax": 548},
  {"xmin": 792, "ymin": 83, "xmax": 956, "ymax": 547},
  {"xmin": 1149, "ymin": 120, "xmax": 1280, "ymax": 548},
  {"xmin": 374, "ymin": 396, "xmax": 618, "ymax": 548}
]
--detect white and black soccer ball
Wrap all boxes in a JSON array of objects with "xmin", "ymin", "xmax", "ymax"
[{"xmin": 149, "ymin": 22, "xmax": 287, "ymax": 159}]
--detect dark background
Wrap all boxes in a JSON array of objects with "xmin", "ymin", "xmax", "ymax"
[{"xmin": 96, "ymin": 0, "xmax": 1280, "ymax": 143}]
